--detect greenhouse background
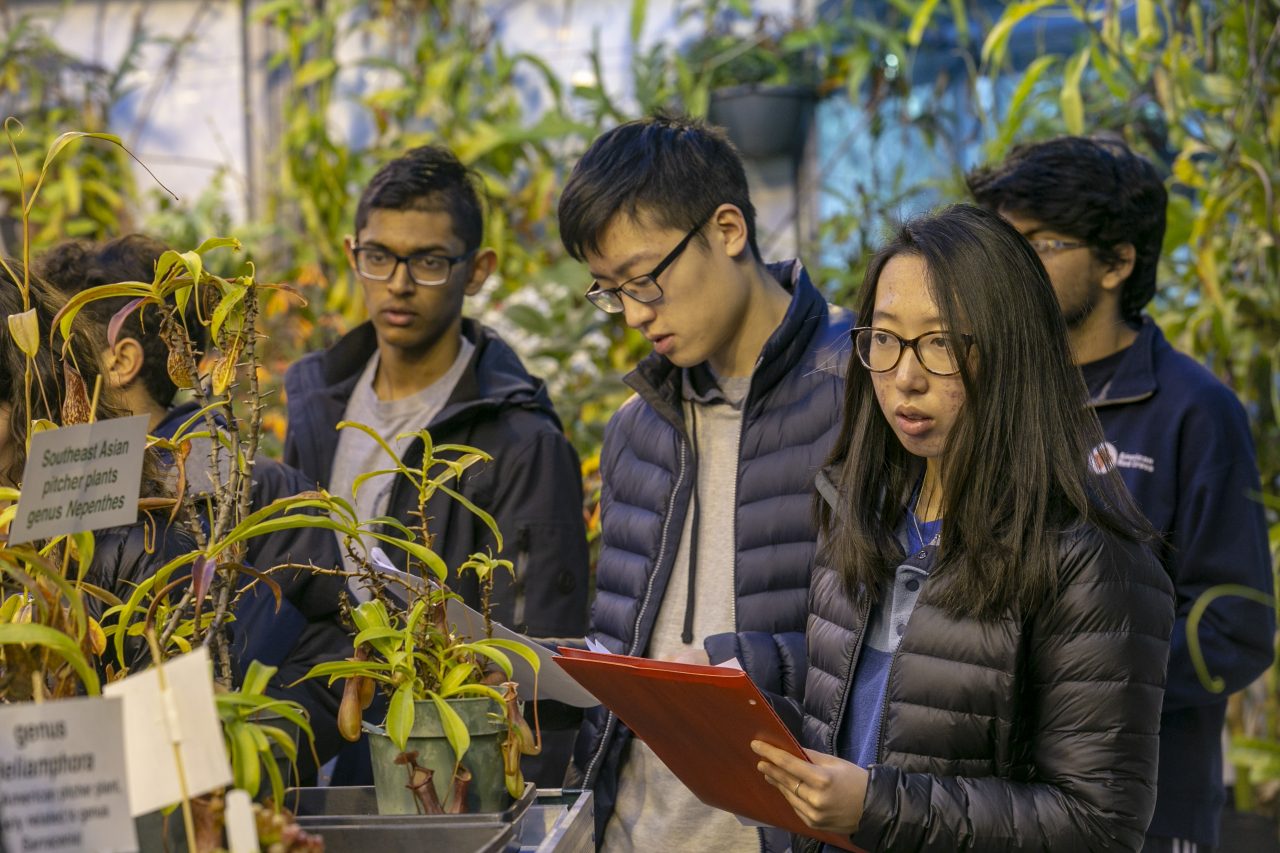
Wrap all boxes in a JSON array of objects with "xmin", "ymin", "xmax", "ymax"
[{"xmin": 0, "ymin": 0, "xmax": 1276, "ymax": 848}]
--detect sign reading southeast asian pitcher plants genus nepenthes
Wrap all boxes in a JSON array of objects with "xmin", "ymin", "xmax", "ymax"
[{"xmin": 9, "ymin": 415, "xmax": 148, "ymax": 545}]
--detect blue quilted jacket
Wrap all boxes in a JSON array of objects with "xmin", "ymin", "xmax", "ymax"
[{"xmin": 574, "ymin": 260, "xmax": 851, "ymax": 843}]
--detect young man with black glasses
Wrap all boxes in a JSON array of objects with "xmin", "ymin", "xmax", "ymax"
[
  {"xmin": 558, "ymin": 113, "xmax": 850, "ymax": 851},
  {"xmin": 284, "ymin": 144, "xmax": 590, "ymax": 785},
  {"xmin": 969, "ymin": 136, "xmax": 1274, "ymax": 853}
]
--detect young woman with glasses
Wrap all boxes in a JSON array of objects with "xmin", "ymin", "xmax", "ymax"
[{"xmin": 746, "ymin": 204, "xmax": 1174, "ymax": 852}]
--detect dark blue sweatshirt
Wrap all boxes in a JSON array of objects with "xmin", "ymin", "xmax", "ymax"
[{"xmin": 1082, "ymin": 318, "xmax": 1274, "ymax": 846}]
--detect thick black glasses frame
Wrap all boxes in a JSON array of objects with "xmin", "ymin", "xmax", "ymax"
[
  {"xmin": 584, "ymin": 217, "xmax": 708, "ymax": 312},
  {"xmin": 851, "ymin": 326, "xmax": 974, "ymax": 376},
  {"xmin": 353, "ymin": 244, "xmax": 476, "ymax": 287}
]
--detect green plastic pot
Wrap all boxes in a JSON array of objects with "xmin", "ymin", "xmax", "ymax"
[{"xmin": 368, "ymin": 696, "xmax": 509, "ymax": 816}]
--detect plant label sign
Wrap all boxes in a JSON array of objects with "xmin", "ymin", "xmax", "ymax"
[
  {"xmin": 0, "ymin": 695, "xmax": 137, "ymax": 853},
  {"xmin": 9, "ymin": 415, "xmax": 148, "ymax": 545},
  {"xmin": 102, "ymin": 647, "xmax": 232, "ymax": 817}
]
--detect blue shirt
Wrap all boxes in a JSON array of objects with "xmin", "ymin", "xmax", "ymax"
[{"xmin": 822, "ymin": 513, "xmax": 940, "ymax": 853}]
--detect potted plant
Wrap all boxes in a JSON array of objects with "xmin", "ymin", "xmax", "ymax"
[
  {"xmin": 302, "ymin": 425, "xmax": 542, "ymax": 816},
  {"xmin": 678, "ymin": 5, "xmax": 831, "ymax": 158}
]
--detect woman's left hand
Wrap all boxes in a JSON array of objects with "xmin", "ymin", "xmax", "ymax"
[{"xmin": 751, "ymin": 739, "xmax": 869, "ymax": 836}]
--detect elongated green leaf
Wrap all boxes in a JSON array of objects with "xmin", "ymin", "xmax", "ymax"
[
  {"xmin": 481, "ymin": 638, "xmax": 542, "ymax": 673},
  {"xmin": 7, "ymin": 309, "xmax": 38, "ymax": 357},
  {"xmin": 68, "ymin": 530, "xmax": 95, "ymax": 583},
  {"xmin": 352, "ymin": 599, "xmax": 391, "ymax": 634},
  {"xmin": 453, "ymin": 643, "xmax": 512, "ymax": 679},
  {"xmin": 337, "ymin": 421, "xmax": 405, "ymax": 468},
  {"xmin": 241, "ymin": 660, "xmax": 276, "ymax": 696},
  {"xmin": 234, "ymin": 722, "xmax": 262, "ymax": 796},
  {"xmin": 299, "ymin": 659, "xmax": 394, "ymax": 684},
  {"xmin": 0, "ymin": 624, "xmax": 99, "ymax": 694},
  {"xmin": 628, "ymin": 0, "xmax": 646, "ymax": 43},
  {"xmin": 980, "ymin": 0, "xmax": 1058, "ymax": 68},
  {"xmin": 1136, "ymin": 0, "xmax": 1159, "ymax": 45},
  {"xmin": 432, "ymin": 483, "xmax": 502, "ymax": 552},
  {"xmin": 439, "ymin": 661, "xmax": 473, "ymax": 695},
  {"xmin": 430, "ymin": 693, "xmax": 470, "ymax": 763},
  {"xmin": 996, "ymin": 55, "xmax": 1058, "ymax": 151},
  {"xmin": 351, "ymin": 468, "xmax": 403, "ymax": 498},
  {"xmin": 1060, "ymin": 47, "xmax": 1089, "ymax": 135},
  {"xmin": 194, "ymin": 236, "xmax": 241, "ymax": 256},
  {"xmin": 387, "ymin": 683, "xmax": 417, "ymax": 751},
  {"xmin": 54, "ymin": 282, "xmax": 153, "ymax": 343},
  {"xmin": 907, "ymin": 0, "xmax": 943, "ymax": 47}
]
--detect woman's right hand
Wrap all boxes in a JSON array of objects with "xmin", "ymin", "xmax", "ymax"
[{"xmin": 751, "ymin": 740, "xmax": 870, "ymax": 836}]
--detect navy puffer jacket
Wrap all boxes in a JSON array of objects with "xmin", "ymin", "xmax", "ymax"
[{"xmin": 575, "ymin": 260, "xmax": 850, "ymax": 840}]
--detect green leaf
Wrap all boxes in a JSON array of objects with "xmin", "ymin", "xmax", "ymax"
[
  {"xmin": 980, "ymin": 0, "xmax": 1058, "ymax": 68},
  {"xmin": 194, "ymin": 236, "xmax": 241, "ymax": 256},
  {"xmin": 907, "ymin": 0, "xmax": 943, "ymax": 47},
  {"xmin": 387, "ymin": 683, "xmax": 417, "ymax": 751},
  {"xmin": 1136, "ymin": 0, "xmax": 1159, "ymax": 45},
  {"xmin": 997, "ymin": 54, "xmax": 1058, "ymax": 151},
  {"xmin": 628, "ymin": 0, "xmax": 646, "ymax": 44},
  {"xmin": 67, "ymin": 531, "xmax": 95, "ymax": 584},
  {"xmin": 439, "ymin": 661, "xmax": 473, "ymax": 695},
  {"xmin": 241, "ymin": 660, "xmax": 277, "ymax": 697},
  {"xmin": 481, "ymin": 638, "xmax": 542, "ymax": 674},
  {"xmin": 295, "ymin": 57, "xmax": 337, "ymax": 88},
  {"xmin": 0, "ymin": 624, "xmax": 99, "ymax": 694},
  {"xmin": 232, "ymin": 722, "xmax": 260, "ymax": 796},
  {"xmin": 1059, "ymin": 47, "xmax": 1089, "ymax": 135},
  {"xmin": 430, "ymin": 693, "xmax": 470, "ymax": 764}
]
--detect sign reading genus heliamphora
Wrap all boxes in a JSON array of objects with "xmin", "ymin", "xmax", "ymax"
[{"xmin": 0, "ymin": 695, "xmax": 138, "ymax": 852}]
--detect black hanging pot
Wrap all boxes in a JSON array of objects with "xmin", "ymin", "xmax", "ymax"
[{"xmin": 708, "ymin": 83, "xmax": 817, "ymax": 160}]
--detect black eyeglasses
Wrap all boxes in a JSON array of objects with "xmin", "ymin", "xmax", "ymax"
[
  {"xmin": 852, "ymin": 326, "xmax": 973, "ymax": 376},
  {"xmin": 353, "ymin": 244, "xmax": 476, "ymax": 287},
  {"xmin": 584, "ymin": 217, "xmax": 710, "ymax": 314}
]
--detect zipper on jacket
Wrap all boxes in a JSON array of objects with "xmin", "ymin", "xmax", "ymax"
[
  {"xmin": 732, "ymin": 376, "xmax": 754, "ymax": 641},
  {"xmin": 1088, "ymin": 390, "xmax": 1154, "ymax": 410},
  {"xmin": 873, "ymin": 644, "xmax": 903, "ymax": 764},
  {"xmin": 829, "ymin": 590, "xmax": 872, "ymax": 754},
  {"xmin": 582, "ymin": 438, "xmax": 691, "ymax": 789}
]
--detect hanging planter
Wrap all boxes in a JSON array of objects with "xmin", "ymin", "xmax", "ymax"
[{"xmin": 708, "ymin": 82, "xmax": 817, "ymax": 160}]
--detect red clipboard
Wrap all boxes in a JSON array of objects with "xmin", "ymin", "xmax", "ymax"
[{"xmin": 555, "ymin": 647, "xmax": 863, "ymax": 852}]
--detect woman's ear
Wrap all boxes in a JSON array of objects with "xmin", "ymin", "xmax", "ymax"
[{"xmin": 104, "ymin": 338, "xmax": 145, "ymax": 389}]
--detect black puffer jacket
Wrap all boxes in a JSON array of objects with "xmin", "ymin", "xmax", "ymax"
[{"xmin": 781, "ymin": 479, "xmax": 1175, "ymax": 852}]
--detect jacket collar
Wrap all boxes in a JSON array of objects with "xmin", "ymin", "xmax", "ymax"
[
  {"xmin": 305, "ymin": 317, "xmax": 558, "ymax": 429},
  {"xmin": 624, "ymin": 259, "xmax": 828, "ymax": 429},
  {"xmin": 1087, "ymin": 316, "xmax": 1162, "ymax": 408}
]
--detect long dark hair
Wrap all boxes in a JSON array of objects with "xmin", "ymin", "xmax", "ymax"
[
  {"xmin": 0, "ymin": 261, "xmax": 156, "ymax": 491},
  {"xmin": 822, "ymin": 204, "xmax": 1149, "ymax": 619}
]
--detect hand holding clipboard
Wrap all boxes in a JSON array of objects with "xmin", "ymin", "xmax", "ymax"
[{"xmin": 554, "ymin": 647, "xmax": 863, "ymax": 852}]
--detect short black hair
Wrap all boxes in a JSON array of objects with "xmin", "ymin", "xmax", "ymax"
[
  {"xmin": 558, "ymin": 112, "xmax": 759, "ymax": 262},
  {"xmin": 354, "ymin": 145, "xmax": 485, "ymax": 251},
  {"xmin": 965, "ymin": 136, "xmax": 1167, "ymax": 322},
  {"xmin": 36, "ymin": 234, "xmax": 197, "ymax": 408}
]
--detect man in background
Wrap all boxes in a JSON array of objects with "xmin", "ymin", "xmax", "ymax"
[{"xmin": 969, "ymin": 135, "xmax": 1275, "ymax": 853}]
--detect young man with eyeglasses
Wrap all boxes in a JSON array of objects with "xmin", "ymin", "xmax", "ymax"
[
  {"xmin": 283, "ymin": 144, "xmax": 590, "ymax": 785},
  {"xmin": 968, "ymin": 136, "xmax": 1274, "ymax": 853},
  {"xmin": 558, "ymin": 113, "xmax": 850, "ymax": 851}
]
